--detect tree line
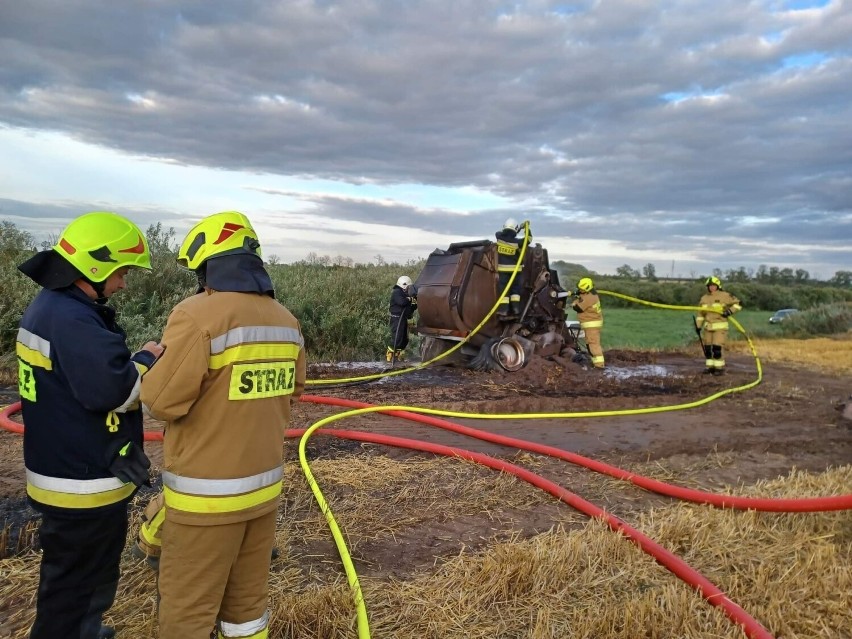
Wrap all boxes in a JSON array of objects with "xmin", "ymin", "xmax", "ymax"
[{"xmin": 560, "ymin": 260, "xmax": 851, "ymax": 288}]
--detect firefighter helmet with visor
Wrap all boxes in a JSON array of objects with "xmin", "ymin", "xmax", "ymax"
[
  {"xmin": 54, "ymin": 212, "xmax": 151, "ymax": 283},
  {"xmin": 177, "ymin": 211, "xmax": 262, "ymax": 271},
  {"xmin": 705, "ymin": 276, "xmax": 723, "ymax": 289},
  {"xmin": 577, "ymin": 277, "xmax": 594, "ymax": 293}
]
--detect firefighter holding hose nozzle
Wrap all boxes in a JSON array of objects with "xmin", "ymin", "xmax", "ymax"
[
  {"xmin": 388, "ymin": 275, "xmax": 418, "ymax": 363},
  {"xmin": 695, "ymin": 276, "xmax": 742, "ymax": 376},
  {"xmin": 572, "ymin": 277, "xmax": 605, "ymax": 369}
]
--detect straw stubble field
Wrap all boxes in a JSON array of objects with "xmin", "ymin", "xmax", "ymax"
[{"xmin": 1, "ymin": 344, "xmax": 851, "ymax": 638}]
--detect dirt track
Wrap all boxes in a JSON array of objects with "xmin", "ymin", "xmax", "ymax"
[{"xmin": 1, "ymin": 349, "xmax": 850, "ymax": 572}]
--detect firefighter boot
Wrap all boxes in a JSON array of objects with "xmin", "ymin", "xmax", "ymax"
[
  {"xmin": 496, "ymin": 297, "xmax": 510, "ymax": 318},
  {"xmin": 79, "ymin": 582, "xmax": 118, "ymax": 639},
  {"xmin": 131, "ymin": 540, "xmax": 160, "ymax": 572},
  {"xmin": 395, "ymin": 349, "xmax": 405, "ymax": 362},
  {"xmin": 386, "ymin": 347, "xmax": 394, "ymax": 362}
]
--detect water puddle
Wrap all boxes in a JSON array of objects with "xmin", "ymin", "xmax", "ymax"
[{"xmin": 604, "ymin": 364, "xmax": 675, "ymax": 380}]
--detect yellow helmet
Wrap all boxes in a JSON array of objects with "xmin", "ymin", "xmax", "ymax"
[
  {"xmin": 178, "ymin": 211, "xmax": 261, "ymax": 270},
  {"xmin": 705, "ymin": 276, "xmax": 722, "ymax": 289},
  {"xmin": 577, "ymin": 277, "xmax": 594, "ymax": 293},
  {"xmin": 54, "ymin": 212, "xmax": 151, "ymax": 282}
]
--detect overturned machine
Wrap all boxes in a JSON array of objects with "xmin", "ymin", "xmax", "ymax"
[{"xmin": 414, "ymin": 237, "xmax": 582, "ymax": 371}]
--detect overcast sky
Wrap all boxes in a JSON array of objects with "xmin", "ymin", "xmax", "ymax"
[{"xmin": 1, "ymin": 0, "xmax": 850, "ymax": 279}]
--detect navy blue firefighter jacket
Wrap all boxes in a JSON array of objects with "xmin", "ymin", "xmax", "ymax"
[{"xmin": 16, "ymin": 285, "xmax": 156, "ymax": 516}]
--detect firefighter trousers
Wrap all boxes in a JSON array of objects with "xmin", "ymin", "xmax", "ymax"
[
  {"xmin": 584, "ymin": 327, "xmax": 605, "ymax": 368},
  {"xmin": 702, "ymin": 328, "xmax": 728, "ymax": 370},
  {"xmin": 29, "ymin": 505, "xmax": 128, "ymax": 639},
  {"xmin": 158, "ymin": 510, "xmax": 277, "ymax": 639},
  {"xmin": 389, "ymin": 315, "xmax": 409, "ymax": 351}
]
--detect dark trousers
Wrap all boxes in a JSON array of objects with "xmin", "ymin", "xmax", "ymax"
[
  {"xmin": 30, "ymin": 505, "xmax": 128, "ymax": 639},
  {"xmin": 389, "ymin": 315, "xmax": 409, "ymax": 350},
  {"xmin": 497, "ymin": 271, "xmax": 522, "ymax": 306}
]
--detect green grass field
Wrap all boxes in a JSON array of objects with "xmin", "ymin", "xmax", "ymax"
[{"xmin": 599, "ymin": 308, "xmax": 774, "ymax": 351}]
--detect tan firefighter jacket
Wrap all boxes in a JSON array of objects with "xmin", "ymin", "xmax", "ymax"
[
  {"xmin": 141, "ymin": 290, "xmax": 306, "ymax": 525},
  {"xmin": 696, "ymin": 290, "xmax": 742, "ymax": 332},
  {"xmin": 572, "ymin": 292, "xmax": 603, "ymax": 330}
]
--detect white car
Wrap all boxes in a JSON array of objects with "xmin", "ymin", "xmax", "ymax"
[{"xmin": 769, "ymin": 309, "xmax": 799, "ymax": 324}]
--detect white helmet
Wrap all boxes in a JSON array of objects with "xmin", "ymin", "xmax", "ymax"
[
  {"xmin": 503, "ymin": 217, "xmax": 520, "ymax": 233},
  {"xmin": 396, "ymin": 275, "xmax": 412, "ymax": 289}
]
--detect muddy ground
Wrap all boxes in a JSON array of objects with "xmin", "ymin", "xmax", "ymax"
[{"xmin": 1, "ymin": 349, "xmax": 850, "ymax": 574}]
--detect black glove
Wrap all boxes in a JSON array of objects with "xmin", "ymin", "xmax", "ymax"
[
  {"xmin": 722, "ymin": 309, "xmax": 732, "ymax": 318},
  {"xmin": 107, "ymin": 441, "xmax": 151, "ymax": 487}
]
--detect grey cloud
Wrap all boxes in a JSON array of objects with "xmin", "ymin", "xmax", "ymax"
[
  {"xmin": 0, "ymin": 198, "xmax": 185, "ymax": 232},
  {"xmin": 1, "ymin": 0, "xmax": 851, "ymax": 274}
]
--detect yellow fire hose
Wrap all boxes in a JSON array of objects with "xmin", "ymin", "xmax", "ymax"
[{"xmin": 299, "ymin": 290, "xmax": 762, "ymax": 638}]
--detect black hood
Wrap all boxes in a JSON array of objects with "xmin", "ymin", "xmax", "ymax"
[
  {"xmin": 201, "ymin": 253, "xmax": 275, "ymax": 297},
  {"xmin": 18, "ymin": 249, "xmax": 83, "ymax": 290}
]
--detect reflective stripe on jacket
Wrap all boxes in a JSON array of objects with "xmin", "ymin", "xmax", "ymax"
[
  {"xmin": 26, "ymin": 469, "xmax": 136, "ymax": 510},
  {"xmin": 141, "ymin": 290, "xmax": 306, "ymax": 525},
  {"xmin": 495, "ymin": 228, "xmax": 524, "ymax": 272}
]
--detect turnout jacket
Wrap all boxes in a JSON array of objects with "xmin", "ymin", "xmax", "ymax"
[
  {"xmin": 389, "ymin": 285, "xmax": 417, "ymax": 319},
  {"xmin": 572, "ymin": 291, "xmax": 603, "ymax": 329},
  {"xmin": 17, "ymin": 286, "xmax": 155, "ymax": 515},
  {"xmin": 696, "ymin": 290, "xmax": 742, "ymax": 331},
  {"xmin": 494, "ymin": 228, "xmax": 528, "ymax": 272},
  {"xmin": 140, "ymin": 290, "xmax": 306, "ymax": 526}
]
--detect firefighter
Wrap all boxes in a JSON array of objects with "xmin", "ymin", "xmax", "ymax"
[
  {"xmin": 387, "ymin": 275, "xmax": 418, "ymax": 362},
  {"xmin": 572, "ymin": 277, "xmax": 605, "ymax": 369},
  {"xmin": 140, "ymin": 211, "xmax": 306, "ymax": 639},
  {"xmin": 695, "ymin": 276, "xmax": 742, "ymax": 375},
  {"xmin": 495, "ymin": 217, "xmax": 529, "ymax": 317},
  {"xmin": 16, "ymin": 212, "xmax": 162, "ymax": 639}
]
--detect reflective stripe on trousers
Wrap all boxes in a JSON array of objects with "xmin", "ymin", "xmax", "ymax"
[{"xmin": 219, "ymin": 610, "xmax": 270, "ymax": 638}]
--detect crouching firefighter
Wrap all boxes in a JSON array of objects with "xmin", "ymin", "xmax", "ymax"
[
  {"xmin": 16, "ymin": 212, "xmax": 162, "ymax": 639},
  {"xmin": 387, "ymin": 275, "xmax": 417, "ymax": 363},
  {"xmin": 140, "ymin": 211, "xmax": 306, "ymax": 639},
  {"xmin": 695, "ymin": 276, "xmax": 742, "ymax": 375}
]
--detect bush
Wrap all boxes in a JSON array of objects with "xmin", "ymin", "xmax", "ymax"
[
  {"xmin": 0, "ymin": 222, "xmax": 39, "ymax": 357},
  {"xmin": 270, "ymin": 262, "xmax": 423, "ymax": 361},
  {"xmin": 778, "ymin": 303, "xmax": 852, "ymax": 338},
  {"xmin": 111, "ymin": 223, "xmax": 196, "ymax": 349},
  {"xmin": 584, "ymin": 278, "xmax": 852, "ymax": 312}
]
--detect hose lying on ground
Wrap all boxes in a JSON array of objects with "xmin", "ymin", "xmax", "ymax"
[{"xmin": 5, "ymin": 398, "xmax": 851, "ymax": 639}]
